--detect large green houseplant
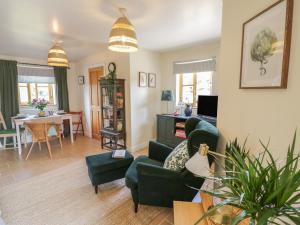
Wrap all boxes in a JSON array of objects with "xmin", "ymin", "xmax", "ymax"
[{"xmin": 198, "ymin": 133, "xmax": 300, "ymax": 225}]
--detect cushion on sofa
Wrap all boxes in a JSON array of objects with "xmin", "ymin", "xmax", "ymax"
[
  {"xmin": 125, "ymin": 155, "xmax": 163, "ymax": 190},
  {"xmin": 163, "ymin": 140, "xmax": 190, "ymax": 172}
]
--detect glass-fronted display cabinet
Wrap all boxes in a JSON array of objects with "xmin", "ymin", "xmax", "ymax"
[{"xmin": 99, "ymin": 78, "xmax": 126, "ymax": 149}]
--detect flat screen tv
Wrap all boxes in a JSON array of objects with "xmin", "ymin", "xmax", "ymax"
[{"xmin": 197, "ymin": 95, "xmax": 218, "ymax": 117}]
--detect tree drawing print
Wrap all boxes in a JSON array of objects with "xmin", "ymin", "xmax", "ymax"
[{"xmin": 250, "ymin": 28, "xmax": 278, "ymax": 76}]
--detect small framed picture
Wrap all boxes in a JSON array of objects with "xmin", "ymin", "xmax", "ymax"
[
  {"xmin": 78, "ymin": 76, "xmax": 85, "ymax": 85},
  {"xmin": 148, "ymin": 73, "xmax": 156, "ymax": 88},
  {"xmin": 139, "ymin": 72, "xmax": 148, "ymax": 87}
]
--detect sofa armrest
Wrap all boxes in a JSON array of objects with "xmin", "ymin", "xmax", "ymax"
[
  {"xmin": 136, "ymin": 162, "xmax": 199, "ymax": 206},
  {"xmin": 148, "ymin": 141, "xmax": 173, "ymax": 162}
]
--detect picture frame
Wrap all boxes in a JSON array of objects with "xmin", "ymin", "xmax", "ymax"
[
  {"xmin": 139, "ymin": 72, "xmax": 148, "ymax": 87},
  {"xmin": 77, "ymin": 75, "xmax": 85, "ymax": 85},
  {"xmin": 148, "ymin": 73, "xmax": 156, "ymax": 88},
  {"xmin": 240, "ymin": 0, "xmax": 293, "ymax": 89}
]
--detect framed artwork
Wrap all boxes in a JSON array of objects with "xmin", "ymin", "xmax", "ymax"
[
  {"xmin": 148, "ymin": 73, "xmax": 156, "ymax": 88},
  {"xmin": 240, "ymin": 0, "xmax": 293, "ymax": 89},
  {"xmin": 77, "ymin": 75, "xmax": 85, "ymax": 85},
  {"xmin": 139, "ymin": 72, "xmax": 148, "ymax": 87}
]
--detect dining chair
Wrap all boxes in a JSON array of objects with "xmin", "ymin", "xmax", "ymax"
[
  {"xmin": 25, "ymin": 122, "xmax": 62, "ymax": 160},
  {"xmin": 0, "ymin": 111, "xmax": 17, "ymax": 149},
  {"xmin": 25, "ymin": 122, "xmax": 48, "ymax": 159},
  {"xmin": 69, "ymin": 111, "xmax": 84, "ymax": 140}
]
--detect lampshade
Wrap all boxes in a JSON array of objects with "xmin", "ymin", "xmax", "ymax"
[
  {"xmin": 185, "ymin": 144, "xmax": 211, "ymax": 177},
  {"xmin": 108, "ymin": 8, "xmax": 138, "ymax": 53},
  {"xmin": 161, "ymin": 90, "xmax": 174, "ymax": 101},
  {"xmin": 185, "ymin": 151, "xmax": 210, "ymax": 177},
  {"xmin": 48, "ymin": 43, "xmax": 69, "ymax": 68}
]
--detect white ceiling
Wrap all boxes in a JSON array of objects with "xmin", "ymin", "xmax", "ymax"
[{"xmin": 0, "ymin": 0, "xmax": 222, "ymax": 61}]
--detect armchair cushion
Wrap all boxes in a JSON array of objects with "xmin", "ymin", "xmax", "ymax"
[
  {"xmin": 125, "ymin": 156, "xmax": 163, "ymax": 190},
  {"xmin": 163, "ymin": 140, "xmax": 190, "ymax": 172}
]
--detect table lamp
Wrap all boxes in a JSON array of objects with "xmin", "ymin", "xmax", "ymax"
[
  {"xmin": 161, "ymin": 90, "xmax": 174, "ymax": 114},
  {"xmin": 185, "ymin": 144, "xmax": 234, "ymax": 225}
]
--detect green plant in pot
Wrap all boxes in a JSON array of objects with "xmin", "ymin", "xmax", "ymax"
[{"xmin": 197, "ymin": 133, "xmax": 300, "ymax": 225}]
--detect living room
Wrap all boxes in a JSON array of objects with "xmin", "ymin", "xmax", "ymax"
[{"xmin": 1, "ymin": 0, "xmax": 300, "ymax": 224}]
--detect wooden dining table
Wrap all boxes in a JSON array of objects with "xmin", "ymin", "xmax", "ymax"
[{"xmin": 12, "ymin": 114, "xmax": 73, "ymax": 155}]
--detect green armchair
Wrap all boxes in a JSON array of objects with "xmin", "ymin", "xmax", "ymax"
[{"xmin": 125, "ymin": 117, "xmax": 219, "ymax": 212}]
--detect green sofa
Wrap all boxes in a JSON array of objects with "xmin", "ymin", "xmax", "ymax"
[{"xmin": 125, "ymin": 117, "xmax": 219, "ymax": 212}]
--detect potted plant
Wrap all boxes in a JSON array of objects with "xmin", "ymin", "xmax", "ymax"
[
  {"xmin": 30, "ymin": 98, "xmax": 48, "ymax": 117},
  {"xmin": 197, "ymin": 133, "xmax": 300, "ymax": 225}
]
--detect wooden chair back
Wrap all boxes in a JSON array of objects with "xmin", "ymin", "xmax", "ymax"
[
  {"xmin": 0, "ymin": 111, "xmax": 7, "ymax": 130},
  {"xmin": 69, "ymin": 111, "xmax": 83, "ymax": 123},
  {"xmin": 24, "ymin": 122, "xmax": 46, "ymax": 142}
]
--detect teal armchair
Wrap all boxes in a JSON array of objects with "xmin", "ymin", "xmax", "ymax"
[{"xmin": 125, "ymin": 118, "xmax": 219, "ymax": 212}]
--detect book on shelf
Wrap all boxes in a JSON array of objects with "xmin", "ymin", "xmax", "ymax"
[
  {"xmin": 112, "ymin": 150, "xmax": 126, "ymax": 158},
  {"xmin": 175, "ymin": 122, "xmax": 185, "ymax": 128},
  {"xmin": 175, "ymin": 129, "xmax": 186, "ymax": 138}
]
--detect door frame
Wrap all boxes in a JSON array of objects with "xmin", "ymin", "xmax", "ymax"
[{"xmin": 88, "ymin": 65, "xmax": 105, "ymax": 139}]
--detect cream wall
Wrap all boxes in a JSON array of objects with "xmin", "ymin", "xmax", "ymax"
[
  {"xmin": 217, "ymin": 0, "xmax": 300, "ymax": 157},
  {"xmin": 160, "ymin": 41, "xmax": 220, "ymax": 111},
  {"xmin": 75, "ymin": 50, "xmax": 132, "ymax": 147},
  {"xmin": 0, "ymin": 54, "xmax": 80, "ymax": 113},
  {"xmin": 129, "ymin": 49, "xmax": 162, "ymax": 151}
]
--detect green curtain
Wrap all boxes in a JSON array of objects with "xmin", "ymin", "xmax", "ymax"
[
  {"xmin": 0, "ymin": 60, "xmax": 19, "ymax": 129},
  {"xmin": 54, "ymin": 67, "xmax": 69, "ymax": 112}
]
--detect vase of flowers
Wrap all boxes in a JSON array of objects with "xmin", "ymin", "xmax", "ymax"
[
  {"xmin": 30, "ymin": 98, "xmax": 48, "ymax": 117},
  {"xmin": 196, "ymin": 133, "xmax": 300, "ymax": 225}
]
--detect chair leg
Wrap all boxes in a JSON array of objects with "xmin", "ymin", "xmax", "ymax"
[
  {"xmin": 94, "ymin": 185, "xmax": 98, "ymax": 194},
  {"xmin": 134, "ymin": 202, "xmax": 138, "ymax": 213},
  {"xmin": 26, "ymin": 142, "xmax": 35, "ymax": 160},
  {"xmin": 75, "ymin": 123, "xmax": 80, "ymax": 140},
  {"xmin": 38, "ymin": 142, "xmax": 42, "ymax": 151},
  {"xmin": 46, "ymin": 141, "xmax": 52, "ymax": 159},
  {"xmin": 13, "ymin": 137, "xmax": 16, "ymax": 148},
  {"xmin": 58, "ymin": 136, "xmax": 63, "ymax": 149},
  {"xmin": 3, "ymin": 138, "xmax": 6, "ymax": 148},
  {"xmin": 24, "ymin": 132, "xmax": 27, "ymax": 148},
  {"xmin": 82, "ymin": 123, "xmax": 84, "ymax": 136}
]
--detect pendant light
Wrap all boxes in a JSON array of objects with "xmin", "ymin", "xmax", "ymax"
[
  {"xmin": 48, "ymin": 42, "xmax": 69, "ymax": 68},
  {"xmin": 108, "ymin": 8, "xmax": 138, "ymax": 53}
]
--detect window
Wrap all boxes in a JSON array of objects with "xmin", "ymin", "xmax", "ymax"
[
  {"xmin": 176, "ymin": 72, "xmax": 213, "ymax": 106},
  {"xmin": 18, "ymin": 83, "xmax": 57, "ymax": 105},
  {"xmin": 17, "ymin": 64, "xmax": 57, "ymax": 106}
]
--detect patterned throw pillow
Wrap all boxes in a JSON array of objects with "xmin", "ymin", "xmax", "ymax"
[{"xmin": 163, "ymin": 140, "xmax": 190, "ymax": 172}]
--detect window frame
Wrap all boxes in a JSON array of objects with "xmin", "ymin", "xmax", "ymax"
[
  {"xmin": 18, "ymin": 83, "xmax": 57, "ymax": 106},
  {"xmin": 177, "ymin": 72, "xmax": 213, "ymax": 107}
]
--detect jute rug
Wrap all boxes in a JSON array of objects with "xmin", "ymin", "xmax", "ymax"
[{"xmin": 0, "ymin": 160, "xmax": 172, "ymax": 225}]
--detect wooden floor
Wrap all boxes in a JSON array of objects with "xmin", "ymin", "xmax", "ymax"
[{"xmin": 0, "ymin": 136, "xmax": 174, "ymax": 225}]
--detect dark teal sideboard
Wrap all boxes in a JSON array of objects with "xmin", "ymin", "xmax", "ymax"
[{"xmin": 156, "ymin": 114, "xmax": 217, "ymax": 148}]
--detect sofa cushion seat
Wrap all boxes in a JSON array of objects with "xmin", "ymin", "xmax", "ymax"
[
  {"xmin": 125, "ymin": 155, "xmax": 163, "ymax": 190},
  {"xmin": 0, "ymin": 129, "xmax": 16, "ymax": 135}
]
